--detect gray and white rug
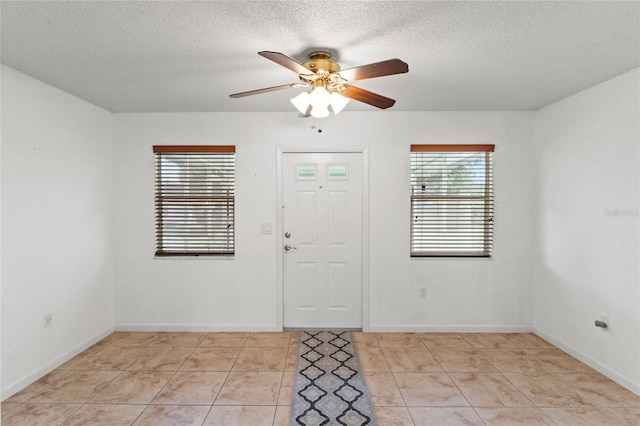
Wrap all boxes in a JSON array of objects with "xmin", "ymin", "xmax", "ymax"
[{"xmin": 290, "ymin": 330, "xmax": 378, "ymax": 426}]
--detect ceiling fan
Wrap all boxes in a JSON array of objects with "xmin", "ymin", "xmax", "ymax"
[{"xmin": 229, "ymin": 51, "xmax": 409, "ymax": 118}]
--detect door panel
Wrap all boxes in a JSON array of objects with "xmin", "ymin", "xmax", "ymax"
[
  {"xmin": 296, "ymin": 262, "xmax": 317, "ymax": 309},
  {"xmin": 283, "ymin": 153, "xmax": 362, "ymax": 328},
  {"xmin": 296, "ymin": 191, "xmax": 317, "ymax": 246},
  {"xmin": 328, "ymin": 262, "xmax": 348, "ymax": 309},
  {"xmin": 328, "ymin": 191, "xmax": 347, "ymax": 246}
]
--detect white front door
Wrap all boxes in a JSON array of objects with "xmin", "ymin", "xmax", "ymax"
[{"xmin": 283, "ymin": 152, "xmax": 363, "ymax": 328}]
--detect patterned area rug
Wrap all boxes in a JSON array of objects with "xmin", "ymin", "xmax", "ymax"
[{"xmin": 290, "ymin": 330, "xmax": 378, "ymax": 426}]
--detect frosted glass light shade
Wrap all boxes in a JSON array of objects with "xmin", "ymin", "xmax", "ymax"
[
  {"xmin": 291, "ymin": 87, "xmax": 349, "ymax": 117},
  {"xmin": 310, "ymin": 106, "xmax": 330, "ymax": 118},
  {"xmin": 309, "ymin": 86, "xmax": 331, "ymax": 108},
  {"xmin": 291, "ymin": 91, "xmax": 311, "ymax": 115},
  {"xmin": 330, "ymin": 92, "xmax": 350, "ymax": 114}
]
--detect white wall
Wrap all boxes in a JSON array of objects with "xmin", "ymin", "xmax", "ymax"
[
  {"xmin": 113, "ymin": 111, "xmax": 535, "ymax": 332},
  {"xmin": 1, "ymin": 66, "xmax": 115, "ymax": 398},
  {"xmin": 4, "ymin": 62, "xmax": 638, "ymax": 399},
  {"xmin": 533, "ymin": 68, "xmax": 640, "ymax": 393}
]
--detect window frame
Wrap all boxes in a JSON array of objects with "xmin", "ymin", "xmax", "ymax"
[
  {"xmin": 410, "ymin": 144, "xmax": 495, "ymax": 258},
  {"xmin": 153, "ymin": 145, "xmax": 235, "ymax": 257}
]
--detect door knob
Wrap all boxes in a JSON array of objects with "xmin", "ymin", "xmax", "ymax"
[{"xmin": 284, "ymin": 245, "xmax": 297, "ymax": 252}]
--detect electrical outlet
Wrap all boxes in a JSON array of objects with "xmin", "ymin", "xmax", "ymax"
[
  {"xmin": 419, "ymin": 287, "xmax": 427, "ymax": 299},
  {"xmin": 44, "ymin": 313, "xmax": 53, "ymax": 328}
]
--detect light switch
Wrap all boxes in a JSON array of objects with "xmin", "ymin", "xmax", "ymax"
[{"xmin": 260, "ymin": 223, "xmax": 272, "ymax": 234}]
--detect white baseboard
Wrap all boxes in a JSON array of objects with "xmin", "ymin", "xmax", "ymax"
[
  {"xmin": 533, "ymin": 328, "xmax": 640, "ymax": 396},
  {"xmin": 368, "ymin": 324, "xmax": 534, "ymax": 333},
  {"xmin": 115, "ymin": 323, "xmax": 281, "ymax": 332},
  {"xmin": 1, "ymin": 326, "xmax": 115, "ymax": 401}
]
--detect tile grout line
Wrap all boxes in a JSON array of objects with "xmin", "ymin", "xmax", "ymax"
[
  {"xmin": 60, "ymin": 357, "xmax": 128, "ymax": 425},
  {"xmin": 419, "ymin": 335, "xmax": 478, "ymax": 424},
  {"xmin": 368, "ymin": 334, "xmax": 417, "ymax": 425},
  {"xmin": 438, "ymin": 362, "xmax": 487, "ymax": 425},
  {"xmin": 86, "ymin": 333, "xmax": 209, "ymax": 425},
  {"xmin": 464, "ymin": 341, "xmax": 554, "ymax": 423},
  {"xmin": 209, "ymin": 332, "xmax": 254, "ymax": 410}
]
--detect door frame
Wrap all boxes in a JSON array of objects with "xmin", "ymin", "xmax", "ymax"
[{"xmin": 276, "ymin": 146, "xmax": 370, "ymax": 331}]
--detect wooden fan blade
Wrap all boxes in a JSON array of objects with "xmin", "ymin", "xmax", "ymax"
[
  {"xmin": 341, "ymin": 85, "xmax": 396, "ymax": 109},
  {"xmin": 258, "ymin": 51, "xmax": 310, "ymax": 75},
  {"xmin": 229, "ymin": 83, "xmax": 303, "ymax": 98},
  {"xmin": 339, "ymin": 59, "xmax": 408, "ymax": 82}
]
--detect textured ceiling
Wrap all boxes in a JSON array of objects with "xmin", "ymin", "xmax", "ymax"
[{"xmin": 1, "ymin": 1, "xmax": 639, "ymax": 113}]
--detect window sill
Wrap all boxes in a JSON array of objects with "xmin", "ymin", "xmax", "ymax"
[
  {"xmin": 154, "ymin": 254, "xmax": 235, "ymax": 260},
  {"xmin": 411, "ymin": 255, "xmax": 493, "ymax": 260}
]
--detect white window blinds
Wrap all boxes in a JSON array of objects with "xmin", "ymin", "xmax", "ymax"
[
  {"xmin": 410, "ymin": 144, "xmax": 494, "ymax": 257},
  {"xmin": 154, "ymin": 145, "xmax": 235, "ymax": 256}
]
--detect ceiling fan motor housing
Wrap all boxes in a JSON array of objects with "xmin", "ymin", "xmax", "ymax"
[{"xmin": 303, "ymin": 51, "xmax": 341, "ymax": 73}]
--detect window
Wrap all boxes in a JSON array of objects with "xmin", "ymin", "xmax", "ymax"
[
  {"xmin": 153, "ymin": 145, "xmax": 235, "ymax": 256},
  {"xmin": 410, "ymin": 144, "xmax": 494, "ymax": 257}
]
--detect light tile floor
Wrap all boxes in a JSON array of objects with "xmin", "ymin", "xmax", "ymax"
[{"xmin": 1, "ymin": 332, "xmax": 638, "ymax": 425}]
